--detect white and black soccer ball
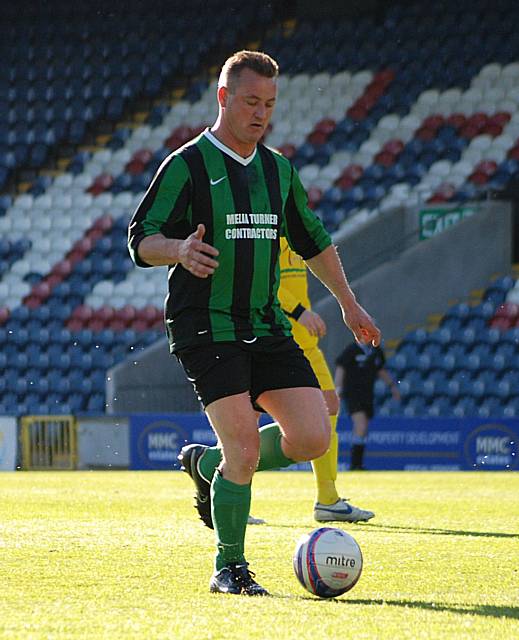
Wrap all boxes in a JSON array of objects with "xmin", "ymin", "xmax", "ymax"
[{"xmin": 293, "ymin": 527, "xmax": 363, "ymax": 598}]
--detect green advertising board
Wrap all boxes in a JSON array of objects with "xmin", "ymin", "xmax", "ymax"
[{"xmin": 419, "ymin": 206, "xmax": 478, "ymax": 240}]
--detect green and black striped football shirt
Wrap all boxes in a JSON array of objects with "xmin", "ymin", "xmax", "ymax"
[{"xmin": 128, "ymin": 130, "xmax": 331, "ymax": 352}]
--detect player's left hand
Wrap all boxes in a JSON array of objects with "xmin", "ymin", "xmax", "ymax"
[{"xmin": 298, "ymin": 309, "xmax": 326, "ymax": 337}]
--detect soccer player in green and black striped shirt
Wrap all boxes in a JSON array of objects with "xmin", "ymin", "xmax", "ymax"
[{"xmin": 128, "ymin": 50, "xmax": 381, "ymax": 596}]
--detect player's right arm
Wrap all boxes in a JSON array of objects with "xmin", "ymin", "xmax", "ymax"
[
  {"xmin": 281, "ymin": 165, "xmax": 380, "ymax": 346},
  {"xmin": 306, "ymin": 246, "xmax": 380, "ymax": 347},
  {"xmin": 128, "ymin": 154, "xmax": 218, "ymax": 278},
  {"xmin": 137, "ymin": 225, "xmax": 219, "ymax": 277}
]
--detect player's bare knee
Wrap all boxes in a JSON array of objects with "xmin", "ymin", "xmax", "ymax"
[
  {"xmin": 294, "ymin": 428, "xmax": 329, "ymax": 461},
  {"xmin": 222, "ymin": 440, "xmax": 259, "ymax": 479}
]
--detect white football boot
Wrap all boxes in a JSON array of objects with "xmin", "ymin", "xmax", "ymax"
[{"xmin": 314, "ymin": 498, "xmax": 375, "ymax": 523}]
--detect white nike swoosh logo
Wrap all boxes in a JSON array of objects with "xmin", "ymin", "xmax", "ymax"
[
  {"xmin": 242, "ymin": 337, "xmax": 257, "ymax": 344},
  {"xmin": 197, "ymin": 330, "xmax": 208, "ymax": 335},
  {"xmin": 210, "ymin": 176, "xmax": 226, "ymax": 186}
]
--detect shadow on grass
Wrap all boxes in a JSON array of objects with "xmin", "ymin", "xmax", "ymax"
[
  {"xmin": 282, "ymin": 595, "xmax": 519, "ymax": 619},
  {"xmin": 265, "ymin": 523, "xmax": 518, "ymax": 539},
  {"xmin": 344, "ymin": 598, "xmax": 519, "ymax": 620},
  {"xmin": 361, "ymin": 523, "xmax": 519, "ymax": 539}
]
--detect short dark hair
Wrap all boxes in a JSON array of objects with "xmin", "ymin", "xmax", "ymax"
[{"xmin": 219, "ymin": 50, "xmax": 279, "ymax": 93}]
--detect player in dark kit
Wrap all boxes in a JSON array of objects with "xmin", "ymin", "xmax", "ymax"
[
  {"xmin": 128, "ymin": 50, "xmax": 380, "ymax": 596},
  {"xmin": 335, "ymin": 342, "xmax": 400, "ymax": 470}
]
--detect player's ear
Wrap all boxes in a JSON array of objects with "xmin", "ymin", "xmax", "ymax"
[{"xmin": 217, "ymin": 86, "xmax": 228, "ymax": 108}]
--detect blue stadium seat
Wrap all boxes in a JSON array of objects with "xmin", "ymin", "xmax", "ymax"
[
  {"xmin": 452, "ymin": 397, "xmax": 478, "ymax": 417},
  {"xmin": 427, "ymin": 396, "xmax": 452, "ymax": 417}
]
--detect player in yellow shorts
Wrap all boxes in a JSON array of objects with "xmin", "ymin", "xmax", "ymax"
[{"xmin": 272, "ymin": 237, "xmax": 374, "ymax": 523}]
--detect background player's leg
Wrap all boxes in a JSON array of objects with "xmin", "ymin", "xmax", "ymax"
[
  {"xmin": 311, "ymin": 414, "xmax": 340, "ymax": 504},
  {"xmin": 351, "ymin": 411, "xmax": 369, "ymax": 470},
  {"xmin": 311, "ymin": 388, "xmax": 340, "ymax": 505}
]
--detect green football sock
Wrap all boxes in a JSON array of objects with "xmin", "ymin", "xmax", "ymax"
[
  {"xmin": 256, "ymin": 422, "xmax": 295, "ymax": 471},
  {"xmin": 199, "ymin": 447, "xmax": 222, "ymax": 483},
  {"xmin": 211, "ymin": 470, "xmax": 250, "ymax": 571},
  {"xmin": 199, "ymin": 422, "xmax": 295, "ymax": 481}
]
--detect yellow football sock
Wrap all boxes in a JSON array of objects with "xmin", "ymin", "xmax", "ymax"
[{"xmin": 311, "ymin": 414, "xmax": 340, "ymax": 505}]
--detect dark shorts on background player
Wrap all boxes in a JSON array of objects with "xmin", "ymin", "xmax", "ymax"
[
  {"xmin": 176, "ymin": 336, "xmax": 319, "ymax": 408},
  {"xmin": 344, "ymin": 394, "xmax": 374, "ymax": 419}
]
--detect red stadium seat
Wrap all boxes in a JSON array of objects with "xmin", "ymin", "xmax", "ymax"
[
  {"xmin": 87, "ymin": 318, "xmax": 105, "ymax": 332},
  {"xmin": 363, "ymin": 84, "xmax": 384, "ymax": 102},
  {"xmin": 489, "ymin": 316, "xmax": 513, "ymax": 330},
  {"xmin": 375, "ymin": 68, "xmax": 395, "ymax": 86},
  {"xmin": 125, "ymin": 160, "xmax": 145, "ymax": 175},
  {"xmin": 416, "ymin": 126, "xmax": 436, "ymax": 141},
  {"xmin": 72, "ymin": 304, "xmax": 94, "ymax": 323},
  {"xmin": 136, "ymin": 305, "xmax": 161, "ymax": 327},
  {"xmin": 382, "ymin": 139, "xmax": 404, "ymax": 155},
  {"xmin": 494, "ymin": 302, "xmax": 519, "ymax": 319},
  {"xmin": 356, "ymin": 93, "xmax": 378, "ymax": 111},
  {"xmin": 427, "ymin": 193, "xmax": 448, "ymax": 204},
  {"xmin": 131, "ymin": 319, "xmax": 149, "ymax": 332},
  {"xmin": 346, "ymin": 104, "xmax": 368, "ymax": 121},
  {"xmin": 490, "ymin": 112, "xmax": 511, "ymax": 127},
  {"xmin": 446, "ymin": 113, "xmax": 467, "ymax": 129},
  {"xmin": 165, "ymin": 134, "xmax": 183, "ymax": 150},
  {"xmin": 308, "ymin": 130, "xmax": 329, "ymax": 146},
  {"xmin": 431, "ymin": 183, "xmax": 456, "ymax": 201},
  {"xmin": 307, "ymin": 187, "xmax": 322, "ymax": 208},
  {"xmin": 91, "ymin": 214, "xmax": 113, "ymax": 233},
  {"xmin": 475, "ymin": 160, "xmax": 498, "ymax": 176},
  {"xmin": 66, "ymin": 319, "xmax": 84, "ymax": 332},
  {"xmin": 171, "ymin": 125, "xmax": 193, "ymax": 144},
  {"xmin": 374, "ymin": 150, "xmax": 396, "ymax": 167},
  {"xmin": 467, "ymin": 112, "xmax": 488, "ymax": 130},
  {"xmin": 87, "ymin": 173, "xmax": 114, "ymax": 195},
  {"xmin": 314, "ymin": 118, "xmax": 336, "ymax": 135},
  {"xmin": 278, "ymin": 143, "xmax": 296, "ymax": 159},
  {"xmin": 422, "ymin": 115, "xmax": 445, "ymax": 131},
  {"xmin": 131, "ymin": 148, "xmax": 153, "ymax": 164},
  {"xmin": 31, "ymin": 281, "xmax": 52, "ymax": 302},
  {"xmin": 109, "ymin": 319, "xmax": 128, "ymax": 331},
  {"xmin": 481, "ymin": 122, "xmax": 503, "ymax": 137},
  {"xmin": 340, "ymin": 164, "xmax": 363, "ymax": 182},
  {"xmin": 24, "ymin": 297, "xmax": 40, "ymax": 310},
  {"xmin": 468, "ymin": 171, "xmax": 490, "ymax": 185},
  {"xmin": 52, "ymin": 259, "xmax": 73, "ymax": 278},
  {"xmin": 335, "ymin": 175, "xmax": 355, "ymax": 189},
  {"xmin": 95, "ymin": 306, "xmax": 116, "ymax": 326},
  {"xmin": 459, "ymin": 124, "xmax": 480, "ymax": 139}
]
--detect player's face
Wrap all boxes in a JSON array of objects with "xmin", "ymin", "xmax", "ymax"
[{"xmin": 221, "ymin": 68, "xmax": 277, "ymax": 153}]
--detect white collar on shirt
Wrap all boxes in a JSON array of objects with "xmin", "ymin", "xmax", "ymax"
[{"xmin": 203, "ymin": 129, "xmax": 257, "ymax": 166}]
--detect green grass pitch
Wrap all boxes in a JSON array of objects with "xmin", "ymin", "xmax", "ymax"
[{"xmin": 1, "ymin": 471, "xmax": 518, "ymax": 639}]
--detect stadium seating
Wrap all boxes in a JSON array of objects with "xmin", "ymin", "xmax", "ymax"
[
  {"xmin": 376, "ymin": 273, "xmax": 519, "ymax": 418},
  {"xmin": 0, "ymin": 0, "xmax": 275, "ymax": 190},
  {"xmin": 1, "ymin": 0, "xmax": 519, "ymax": 416}
]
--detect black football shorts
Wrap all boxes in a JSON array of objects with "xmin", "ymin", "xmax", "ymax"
[
  {"xmin": 176, "ymin": 336, "xmax": 319, "ymax": 408},
  {"xmin": 344, "ymin": 393, "xmax": 375, "ymax": 419}
]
